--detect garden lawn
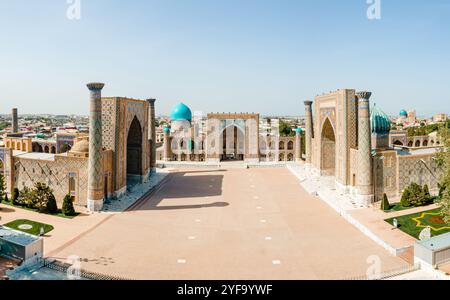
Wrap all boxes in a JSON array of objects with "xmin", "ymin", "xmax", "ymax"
[
  {"xmin": 385, "ymin": 208, "xmax": 450, "ymax": 239},
  {"xmin": 3, "ymin": 219, "xmax": 54, "ymax": 236}
]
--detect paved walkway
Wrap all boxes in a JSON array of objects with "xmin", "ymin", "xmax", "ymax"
[
  {"xmin": 287, "ymin": 163, "xmax": 438, "ymax": 250},
  {"xmin": 0, "ymin": 170, "xmax": 168, "ymax": 256},
  {"xmin": 50, "ymin": 167, "xmax": 408, "ymax": 279}
]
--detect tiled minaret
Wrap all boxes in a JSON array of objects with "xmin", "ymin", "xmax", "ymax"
[
  {"xmin": 12, "ymin": 108, "xmax": 18, "ymax": 133},
  {"xmin": 295, "ymin": 128, "xmax": 303, "ymax": 162},
  {"xmin": 304, "ymin": 101, "xmax": 313, "ymax": 164},
  {"xmin": 87, "ymin": 82, "xmax": 105, "ymax": 212},
  {"xmin": 147, "ymin": 98, "xmax": 156, "ymax": 171},
  {"xmin": 163, "ymin": 127, "xmax": 171, "ymax": 161},
  {"xmin": 356, "ymin": 91, "xmax": 374, "ymax": 206}
]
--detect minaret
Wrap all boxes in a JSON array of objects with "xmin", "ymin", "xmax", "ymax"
[
  {"xmin": 295, "ymin": 128, "xmax": 303, "ymax": 162},
  {"xmin": 356, "ymin": 91, "xmax": 374, "ymax": 206},
  {"xmin": 87, "ymin": 82, "xmax": 105, "ymax": 212},
  {"xmin": 147, "ymin": 98, "xmax": 156, "ymax": 171},
  {"xmin": 12, "ymin": 108, "xmax": 18, "ymax": 133},
  {"xmin": 304, "ymin": 101, "xmax": 313, "ymax": 164},
  {"xmin": 163, "ymin": 127, "xmax": 171, "ymax": 161}
]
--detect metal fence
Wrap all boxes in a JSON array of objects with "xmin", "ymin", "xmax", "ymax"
[
  {"xmin": 345, "ymin": 263, "xmax": 420, "ymax": 280},
  {"xmin": 42, "ymin": 258, "xmax": 134, "ymax": 281}
]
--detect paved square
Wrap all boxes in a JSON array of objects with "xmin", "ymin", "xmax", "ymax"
[{"xmin": 50, "ymin": 167, "xmax": 409, "ymax": 279}]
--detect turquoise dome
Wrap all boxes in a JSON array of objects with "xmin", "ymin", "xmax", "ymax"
[
  {"xmin": 170, "ymin": 102, "xmax": 192, "ymax": 121},
  {"xmin": 163, "ymin": 127, "xmax": 170, "ymax": 134},
  {"xmin": 295, "ymin": 128, "xmax": 303, "ymax": 133},
  {"xmin": 371, "ymin": 104, "xmax": 391, "ymax": 134},
  {"xmin": 399, "ymin": 109, "xmax": 408, "ymax": 117}
]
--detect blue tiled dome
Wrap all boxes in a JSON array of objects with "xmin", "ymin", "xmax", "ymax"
[
  {"xmin": 170, "ymin": 102, "xmax": 192, "ymax": 121},
  {"xmin": 371, "ymin": 104, "xmax": 391, "ymax": 134},
  {"xmin": 163, "ymin": 127, "xmax": 170, "ymax": 134},
  {"xmin": 399, "ymin": 109, "xmax": 408, "ymax": 117},
  {"xmin": 295, "ymin": 128, "xmax": 303, "ymax": 133}
]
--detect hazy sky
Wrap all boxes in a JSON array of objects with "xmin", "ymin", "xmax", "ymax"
[{"xmin": 0, "ymin": 0, "xmax": 449, "ymax": 116}]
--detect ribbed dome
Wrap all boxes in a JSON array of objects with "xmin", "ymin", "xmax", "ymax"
[
  {"xmin": 371, "ymin": 105, "xmax": 391, "ymax": 134},
  {"xmin": 170, "ymin": 102, "xmax": 192, "ymax": 121},
  {"xmin": 399, "ymin": 109, "xmax": 408, "ymax": 117},
  {"xmin": 71, "ymin": 140, "xmax": 89, "ymax": 153}
]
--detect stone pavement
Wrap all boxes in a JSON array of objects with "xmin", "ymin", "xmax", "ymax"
[{"xmin": 49, "ymin": 167, "xmax": 408, "ymax": 279}]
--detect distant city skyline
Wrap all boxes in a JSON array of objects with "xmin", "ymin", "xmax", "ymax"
[{"xmin": 1, "ymin": 0, "xmax": 449, "ymax": 116}]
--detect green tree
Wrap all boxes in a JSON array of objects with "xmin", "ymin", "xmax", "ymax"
[
  {"xmin": 279, "ymin": 120, "xmax": 294, "ymax": 137},
  {"xmin": 62, "ymin": 194, "xmax": 76, "ymax": 216},
  {"xmin": 423, "ymin": 184, "xmax": 431, "ymax": 199},
  {"xmin": 400, "ymin": 188, "xmax": 411, "ymax": 207},
  {"xmin": 17, "ymin": 186, "xmax": 32, "ymax": 207},
  {"xmin": 381, "ymin": 193, "xmax": 390, "ymax": 211},
  {"xmin": 408, "ymin": 183, "xmax": 429, "ymax": 207},
  {"xmin": 439, "ymin": 182, "xmax": 447, "ymax": 199},
  {"xmin": 0, "ymin": 173, "xmax": 5, "ymax": 201},
  {"xmin": 32, "ymin": 182, "xmax": 55, "ymax": 213},
  {"xmin": 437, "ymin": 123, "xmax": 450, "ymax": 222},
  {"xmin": 46, "ymin": 193, "xmax": 58, "ymax": 214},
  {"xmin": 12, "ymin": 188, "xmax": 20, "ymax": 205}
]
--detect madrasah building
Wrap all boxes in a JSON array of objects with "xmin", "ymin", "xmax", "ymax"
[
  {"xmin": 159, "ymin": 89, "xmax": 443, "ymax": 206},
  {"xmin": 0, "ymin": 83, "xmax": 157, "ymax": 212},
  {"xmin": 0, "ymin": 87, "xmax": 443, "ymax": 211}
]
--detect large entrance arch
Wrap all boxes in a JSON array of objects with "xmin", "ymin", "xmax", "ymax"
[
  {"xmin": 321, "ymin": 118, "xmax": 336, "ymax": 176},
  {"xmin": 127, "ymin": 116, "xmax": 143, "ymax": 177},
  {"xmin": 220, "ymin": 125, "xmax": 244, "ymax": 161}
]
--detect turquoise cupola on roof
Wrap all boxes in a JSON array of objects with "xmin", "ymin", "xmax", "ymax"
[
  {"xmin": 295, "ymin": 128, "xmax": 303, "ymax": 133},
  {"xmin": 371, "ymin": 104, "xmax": 391, "ymax": 134},
  {"xmin": 163, "ymin": 127, "xmax": 170, "ymax": 134},
  {"xmin": 170, "ymin": 102, "xmax": 192, "ymax": 121},
  {"xmin": 399, "ymin": 109, "xmax": 408, "ymax": 117}
]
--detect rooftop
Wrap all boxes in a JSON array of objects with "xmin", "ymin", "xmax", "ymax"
[
  {"xmin": 396, "ymin": 147, "xmax": 438, "ymax": 156},
  {"xmin": 416, "ymin": 232, "xmax": 450, "ymax": 252},
  {"xmin": 0, "ymin": 227, "xmax": 40, "ymax": 247},
  {"xmin": 13, "ymin": 150, "xmax": 56, "ymax": 161}
]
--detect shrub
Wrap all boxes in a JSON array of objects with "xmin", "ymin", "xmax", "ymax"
[
  {"xmin": 12, "ymin": 188, "xmax": 19, "ymax": 205},
  {"xmin": 4, "ymin": 193, "xmax": 8, "ymax": 203},
  {"xmin": 62, "ymin": 194, "xmax": 76, "ymax": 216},
  {"xmin": 381, "ymin": 193, "xmax": 390, "ymax": 211},
  {"xmin": 46, "ymin": 194, "xmax": 58, "ymax": 214},
  {"xmin": 32, "ymin": 182, "xmax": 55, "ymax": 213},
  {"xmin": 17, "ymin": 187, "xmax": 33, "ymax": 207},
  {"xmin": 423, "ymin": 184, "xmax": 431, "ymax": 198},
  {"xmin": 400, "ymin": 188, "xmax": 411, "ymax": 207},
  {"xmin": 439, "ymin": 183, "xmax": 446, "ymax": 198},
  {"xmin": 0, "ymin": 173, "xmax": 5, "ymax": 201},
  {"xmin": 409, "ymin": 183, "xmax": 430, "ymax": 207}
]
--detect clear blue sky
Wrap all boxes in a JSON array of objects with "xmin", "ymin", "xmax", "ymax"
[{"xmin": 0, "ymin": 0, "xmax": 449, "ymax": 116}]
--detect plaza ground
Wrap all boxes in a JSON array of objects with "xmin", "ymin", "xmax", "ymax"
[{"xmin": 35, "ymin": 167, "xmax": 410, "ymax": 280}]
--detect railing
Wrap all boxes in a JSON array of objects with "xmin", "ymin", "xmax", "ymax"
[
  {"xmin": 42, "ymin": 258, "xmax": 134, "ymax": 281},
  {"xmin": 345, "ymin": 263, "xmax": 420, "ymax": 280}
]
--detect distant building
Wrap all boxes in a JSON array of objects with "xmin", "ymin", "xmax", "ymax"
[{"xmin": 433, "ymin": 113, "xmax": 448, "ymax": 123}]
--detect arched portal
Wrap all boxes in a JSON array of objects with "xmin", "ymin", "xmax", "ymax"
[
  {"xmin": 127, "ymin": 116, "xmax": 143, "ymax": 176},
  {"xmin": 220, "ymin": 125, "xmax": 244, "ymax": 161},
  {"xmin": 321, "ymin": 118, "xmax": 336, "ymax": 176},
  {"xmin": 393, "ymin": 140, "xmax": 403, "ymax": 146}
]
